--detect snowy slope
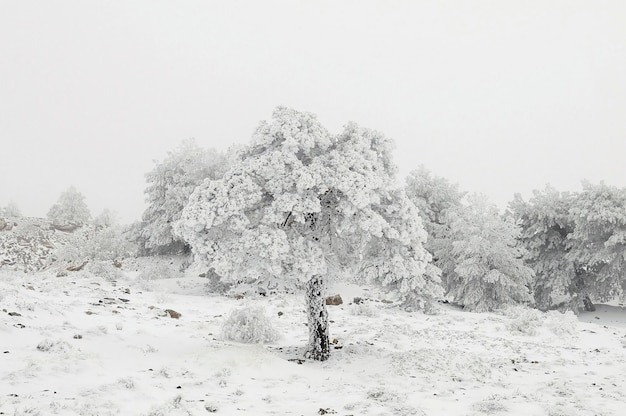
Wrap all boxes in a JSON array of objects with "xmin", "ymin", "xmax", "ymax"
[{"xmin": 1, "ymin": 267, "xmax": 625, "ymax": 416}]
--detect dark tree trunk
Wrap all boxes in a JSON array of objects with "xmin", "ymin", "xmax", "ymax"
[
  {"xmin": 583, "ymin": 295, "xmax": 596, "ymax": 312},
  {"xmin": 305, "ymin": 275, "xmax": 330, "ymax": 361}
]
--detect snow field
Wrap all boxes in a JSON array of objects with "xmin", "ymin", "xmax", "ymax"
[{"xmin": 1, "ymin": 269, "xmax": 625, "ymax": 415}]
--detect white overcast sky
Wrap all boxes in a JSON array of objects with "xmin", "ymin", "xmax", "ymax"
[{"xmin": 1, "ymin": 0, "xmax": 625, "ymax": 223}]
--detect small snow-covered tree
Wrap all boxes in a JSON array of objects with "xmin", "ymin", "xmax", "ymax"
[
  {"xmin": 177, "ymin": 107, "xmax": 439, "ymax": 360},
  {"xmin": 2, "ymin": 201, "xmax": 22, "ymax": 217},
  {"xmin": 47, "ymin": 186, "xmax": 91, "ymax": 227},
  {"xmin": 436, "ymin": 194, "xmax": 533, "ymax": 312},
  {"xmin": 93, "ymin": 208, "xmax": 118, "ymax": 229},
  {"xmin": 567, "ymin": 181, "xmax": 626, "ymax": 307},
  {"xmin": 509, "ymin": 186, "xmax": 577, "ymax": 311},
  {"xmin": 359, "ymin": 188, "xmax": 442, "ymax": 312},
  {"xmin": 139, "ymin": 139, "xmax": 228, "ymax": 255}
]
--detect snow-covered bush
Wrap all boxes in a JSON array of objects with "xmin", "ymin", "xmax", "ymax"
[
  {"xmin": 47, "ymin": 186, "xmax": 91, "ymax": 226},
  {"xmin": 52, "ymin": 225, "xmax": 135, "ymax": 267},
  {"xmin": 349, "ymin": 302, "xmax": 379, "ymax": 317},
  {"xmin": 504, "ymin": 306, "xmax": 544, "ymax": 335},
  {"xmin": 545, "ymin": 310, "xmax": 578, "ymax": 337},
  {"xmin": 86, "ymin": 261, "xmax": 124, "ymax": 282},
  {"xmin": 221, "ymin": 306, "xmax": 279, "ymax": 344},
  {"xmin": 137, "ymin": 260, "xmax": 179, "ymax": 281}
]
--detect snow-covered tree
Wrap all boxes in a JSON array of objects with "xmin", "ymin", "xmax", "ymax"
[
  {"xmin": 176, "ymin": 107, "xmax": 439, "ymax": 360},
  {"xmin": 567, "ymin": 182, "xmax": 626, "ymax": 307},
  {"xmin": 2, "ymin": 201, "xmax": 22, "ymax": 217},
  {"xmin": 509, "ymin": 186, "xmax": 577, "ymax": 311},
  {"xmin": 139, "ymin": 139, "xmax": 228, "ymax": 255},
  {"xmin": 436, "ymin": 194, "xmax": 533, "ymax": 312},
  {"xmin": 405, "ymin": 166, "xmax": 465, "ymax": 240},
  {"xmin": 94, "ymin": 208, "xmax": 119, "ymax": 229},
  {"xmin": 47, "ymin": 186, "xmax": 91, "ymax": 227},
  {"xmin": 358, "ymin": 188, "xmax": 442, "ymax": 312}
]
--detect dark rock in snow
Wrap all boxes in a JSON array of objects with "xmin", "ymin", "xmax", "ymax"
[
  {"xmin": 325, "ymin": 294, "xmax": 343, "ymax": 305},
  {"xmin": 165, "ymin": 309, "xmax": 182, "ymax": 319},
  {"xmin": 353, "ymin": 297, "xmax": 363, "ymax": 305},
  {"xmin": 8, "ymin": 312, "xmax": 21, "ymax": 317}
]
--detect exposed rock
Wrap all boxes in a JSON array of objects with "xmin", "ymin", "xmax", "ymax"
[
  {"xmin": 50, "ymin": 223, "xmax": 80, "ymax": 233},
  {"xmin": 113, "ymin": 259, "xmax": 122, "ymax": 268},
  {"xmin": 67, "ymin": 260, "xmax": 88, "ymax": 272},
  {"xmin": 325, "ymin": 294, "xmax": 343, "ymax": 306},
  {"xmin": 353, "ymin": 297, "xmax": 363, "ymax": 305},
  {"xmin": 165, "ymin": 309, "xmax": 182, "ymax": 319}
]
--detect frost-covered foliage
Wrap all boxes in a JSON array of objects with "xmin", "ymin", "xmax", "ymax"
[
  {"xmin": 176, "ymin": 107, "xmax": 439, "ymax": 360},
  {"xmin": 509, "ymin": 186, "xmax": 577, "ymax": 311},
  {"xmin": 53, "ymin": 225, "xmax": 136, "ymax": 266},
  {"xmin": 405, "ymin": 166, "xmax": 465, "ymax": 241},
  {"xmin": 139, "ymin": 139, "xmax": 229, "ymax": 255},
  {"xmin": 567, "ymin": 182, "xmax": 626, "ymax": 304},
  {"xmin": 358, "ymin": 188, "xmax": 442, "ymax": 311},
  {"xmin": 86, "ymin": 260, "xmax": 124, "ymax": 281},
  {"xmin": 436, "ymin": 195, "xmax": 533, "ymax": 312},
  {"xmin": 136, "ymin": 259, "xmax": 179, "ymax": 281},
  {"xmin": 1, "ymin": 201, "xmax": 22, "ymax": 217},
  {"xmin": 47, "ymin": 186, "xmax": 91, "ymax": 226},
  {"xmin": 221, "ymin": 306, "xmax": 280, "ymax": 344},
  {"xmin": 511, "ymin": 182, "xmax": 626, "ymax": 312},
  {"xmin": 93, "ymin": 208, "xmax": 118, "ymax": 229}
]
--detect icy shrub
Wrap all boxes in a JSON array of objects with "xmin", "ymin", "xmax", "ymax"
[
  {"xmin": 86, "ymin": 261, "xmax": 124, "ymax": 282},
  {"xmin": 36, "ymin": 339, "xmax": 71, "ymax": 353},
  {"xmin": 221, "ymin": 306, "xmax": 280, "ymax": 344},
  {"xmin": 349, "ymin": 302, "xmax": 379, "ymax": 317},
  {"xmin": 504, "ymin": 306, "xmax": 544, "ymax": 335},
  {"xmin": 137, "ymin": 261, "xmax": 178, "ymax": 281},
  {"xmin": 545, "ymin": 310, "xmax": 578, "ymax": 337},
  {"xmin": 472, "ymin": 395, "xmax": 508, "ymax": 414}
]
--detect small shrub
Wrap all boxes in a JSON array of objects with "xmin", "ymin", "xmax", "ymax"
[
  {"xmin": 504, "ymin": 306, "xmax": 543, "ymax": 336},
  {"xmin": 545, "ymin": 310, "xmax": 578, "ymax": 337},
  {"xmin": 349, "ymin": 302, "xmax": 379, "ymax": 317},
  {"xmin": 86, "ymin": 261, "xmax": 124, "ymax": 282},
  {"xmin": 221, "ymin": 306, "xmax": 280, "ymax": 344},
  {"xmin": 137, "ymin": 261, "xmax": 178, "ymax": 281}
]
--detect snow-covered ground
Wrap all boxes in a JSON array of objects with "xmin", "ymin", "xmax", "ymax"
[{"xmin": 1, "ymin": 266, "xmax": 625, "ymax": 416}]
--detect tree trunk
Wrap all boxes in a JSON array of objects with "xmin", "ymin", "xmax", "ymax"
[
  {"xmin": 305, "ymin": 275, "xmax": 330, "ymax": 361},
  {"xmin": 583, "ymin": 295, "xmax": 596, "ymax": 312}
]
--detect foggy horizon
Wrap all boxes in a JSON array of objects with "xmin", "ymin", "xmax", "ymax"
[{"xmin": 2, "ymin": 1, "xmax": 625, "ymax": 223}]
